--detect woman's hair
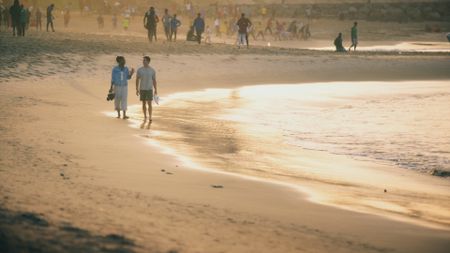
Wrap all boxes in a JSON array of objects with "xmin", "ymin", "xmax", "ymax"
[{"xmin": 116, "ymin": 56, "xmax": 125, "ymax": 63}]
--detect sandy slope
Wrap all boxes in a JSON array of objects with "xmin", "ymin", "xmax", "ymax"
[{"xmin": 0, "ymin": 31, "xmax": 450, "ymax": 253}]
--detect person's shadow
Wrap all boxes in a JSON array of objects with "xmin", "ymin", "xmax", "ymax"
[{"xmin": 140, "ymin": 119, "xmax": 152, "ymax": 130}]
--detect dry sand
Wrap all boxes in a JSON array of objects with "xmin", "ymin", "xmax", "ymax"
[{"xmin": 1, "ymin": 24, "xmax": 450, "ymax": 253}]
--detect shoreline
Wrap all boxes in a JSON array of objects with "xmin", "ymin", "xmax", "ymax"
[{"xmin": 126, "ymin": 80, "xmax": 450, "ymax": 230}]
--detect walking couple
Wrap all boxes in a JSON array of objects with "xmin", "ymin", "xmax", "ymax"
[{"xmin": 109, "ymin": 56, "xmax": 158, "ymax": 122}]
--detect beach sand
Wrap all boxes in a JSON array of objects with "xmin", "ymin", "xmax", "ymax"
[{"xmin": 1, "ymin": 20, "xmax": 450, "ymax": 253}]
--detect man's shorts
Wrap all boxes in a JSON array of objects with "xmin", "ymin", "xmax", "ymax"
[
  {"xmin": 352, "ymin": 37, "xmax": 358, "ymax": 45},
  {"xmin": 140, "ymin": 90, "xmax": 153, "ymax": 101}
]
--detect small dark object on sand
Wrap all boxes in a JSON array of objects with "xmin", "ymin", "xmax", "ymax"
[
  {"xmin": 161, "ymin": 169, "xmax": 165, "ymax": 172},
  {"xmin": 384, "ymin": 189, "xmax": 387, "ymax": 193},
  {"xmin": 60, "ymin": 172, "xmax": 64, "ymax": 177},
  {"xmin": 166, "ymin": 172, "xmax": 173, "ymax": 175},
  {"xmin": 211, "ymin": 185, "xmax": 224, "ymax": 189}
]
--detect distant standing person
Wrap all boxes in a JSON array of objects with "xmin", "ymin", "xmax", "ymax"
[
  {"xmin": 19, "ymin": 4, "xmax": 26, "ymax": 36},
  {"xmin": 349, "ymin": 21, "xmax": 358, "ymax": 51},
  {"xmin": 192, "ymin": 13, "xmax": 205, "ymax": 44},
  {"xmin": 170, "ymin": 14, "xmax": 181, "ymax": 41},
  {"xmin": 46, "ymin": 3, "xmax": 55, "ymax": 32},
  {"xmin": 110, "ymin": 56, "xmax": 135, "ymax": 119},
  {"xmin": 122, "ymin": 16, "xmax": 129, "ymax": 31},
  {"xmin": 97, "ymin": 14, "xmax": 104, "ymax": 29},
  {"xmin": 144, "ymin": 6, "xmax": 159, "ymax": 42},
  {"xmin": 9, "ymin": 0, "xmax": 20, "ymax": 36},
  {"xmin": 236, "ymin": 13, "xmax": 252, "ymax": 48},
  {"xmin": 135, "ymin": 56, "xmax": 157, "ymax": 121},
  {"xmin": 162, "ymin": 8, "xmax": 172, "ymax": 41},
  {"xmin": 334, "ymin": 33, "xmax": 346, "ymax": 52},
  {"xmin": 64, "ymin": 9, "xmax": 70, "ymax": 27},
  {"xmin": 36, "ymin": 7, "xmax": 42, "ymax": 31}
]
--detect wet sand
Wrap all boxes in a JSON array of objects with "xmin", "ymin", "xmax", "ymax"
[{"xmin": 1, "ymin": 27, "xmax": 450, "ymax": 253}]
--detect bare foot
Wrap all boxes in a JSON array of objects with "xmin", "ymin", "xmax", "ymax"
[{"xmin": 123, "ymin": 116, "xmax": 129, "ymax": 120}]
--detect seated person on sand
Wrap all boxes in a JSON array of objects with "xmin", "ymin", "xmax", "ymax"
[
  {"xmin": 334, "ymin": 33, "xmax": 346, "ymax": 52},
  {"xmin": 186, "ymin": 26, "xmax": 198, "ymax": 42}
]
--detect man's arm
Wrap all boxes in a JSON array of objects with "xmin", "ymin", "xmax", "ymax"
[
  {"xmin": 143, "ymin": 13, "xmax": 147, "ymax": 26},
  {"xmin": 153, "ymin": 76, "xmax": 157, "ymax": 95},
  {"xmin": 135, "ymin": 74, "xmax": 140, "ymax": 96}
]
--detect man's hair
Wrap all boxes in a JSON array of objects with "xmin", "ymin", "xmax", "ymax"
[
  {"xmin": 116, "ymin": 56, "xmax": 124, "ymax": 63},
  {"xmin": 354, "ymin": 21, "xmax": 358, "ymax": 25},
  {"xmin": 242, "ymin": 13, "xmax": 245, "ymax": 16},
  {"xmin": 143, "ymin": 56, "xmax": 151, "ymax": 62}
]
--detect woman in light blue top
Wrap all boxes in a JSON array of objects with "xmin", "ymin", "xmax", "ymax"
[{"xmin": 110, "ymin": 56, "xmax": 134, "ymax": 119}]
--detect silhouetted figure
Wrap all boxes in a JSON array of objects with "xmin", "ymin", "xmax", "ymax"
[
  {"xmin": 35, "ymin": 8, "xmax": 42, "ymax": 31},
  {"xmin": 19, "ymin": 4, "xmax": 27, "ymax": 36},
  {"xmin": 46, "ymin": 3, "xmax": 55, "ymax": 32},
  {"xmin": 236, "ymin": 13, "xmax": 252, "ymax": 48},
  {"xmin": 9, "ymin": 0, "xmax": 21, "ymax": 36},
  {"xmin": 144, "ymin": 6, "xmax": 159, "ymax": 42},
  {"xmin": 334, "ymin": 33, "xmax": 346, "ymax": 52},
  {"xmin": 192, "ymin": 13, "xmax": 205, "ymax": 44},
  {"xmin": 97, "ymin": 14, "xmax": 104, "ymax": 29},
  {"xmin": 170, "ymin": 14, "xmax": 181, "ymax": 41},
  {"xmin": 349, "ymin": 21, "xmax": 358, "ymax": 51},
  {"xmin": 162, "ymin": 8, "xmax": 172, "ymax": 41},
  {"xmin": 186, "ymin": 26, "xmax": 198, "ymax": 42},
  {"xmin": 64, "ymin": 9, "xmax": 70, "ymax": 27}
]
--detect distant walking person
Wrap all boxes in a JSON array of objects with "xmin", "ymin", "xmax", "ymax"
[
  {"xmin": 162, "ymin": 8, "xmax": 172, "ymax": 41},
  {"xmin": 349, "ymin": 21, "xmax": 358, "ymax": 51},
  {"xmin": 46, "ymin": 3, "xmax": 55, "ymax": 32},
  {"xmin": 36, "ymin": 7, "xmax": 42, "ymax": 30},
  {"xmin": 193, "ymin": 13, "xmax": 205, "ymax": 44},
  {"xmin": 236, "ymin": 13, "xmax": 252, "ymax": 48},
  {"xmin": 110, "ymin": 56, "xmax": 135, "ymax": 119},
  {"xmin": 19, "ymin": 4, "xmax": 27, "ymax": 36},
  {"xmin": 135, "ymin": 56, "xmax": 157, "ymax": 122},
  {"xmin": 144, "ymin": 6, "xmax": 159, "ymax": 42},
  {"xmin": 97, "ymin": 14, "xmax": 104, "ymax": 29},
  {"xmin": 170, "ymin": 14, "xmax": 181, "ymax": 41},
  {"xmin": 334, "ymin": 33, "xmax": 346, "ymax": 52},
  {"xmin": 9, "ymin": 0, "xmax": 20, "ymax": 36}
]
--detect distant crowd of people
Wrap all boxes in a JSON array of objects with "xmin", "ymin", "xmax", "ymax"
[
  {"xmin": 0, "ymin": 0, "xmax": 56, "ymax": 35},
  {"xmin": 1, "ymin": 1, "xmax": 360, "ymax": 52}
]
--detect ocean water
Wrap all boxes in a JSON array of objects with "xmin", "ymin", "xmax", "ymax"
[
  {"xmin": 131, "ymin": 80, "xmax": 450, "ymax": 227},
  {"xmin": 309, "ymin": 41, "xmax": 450, "ymax": 52}
]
